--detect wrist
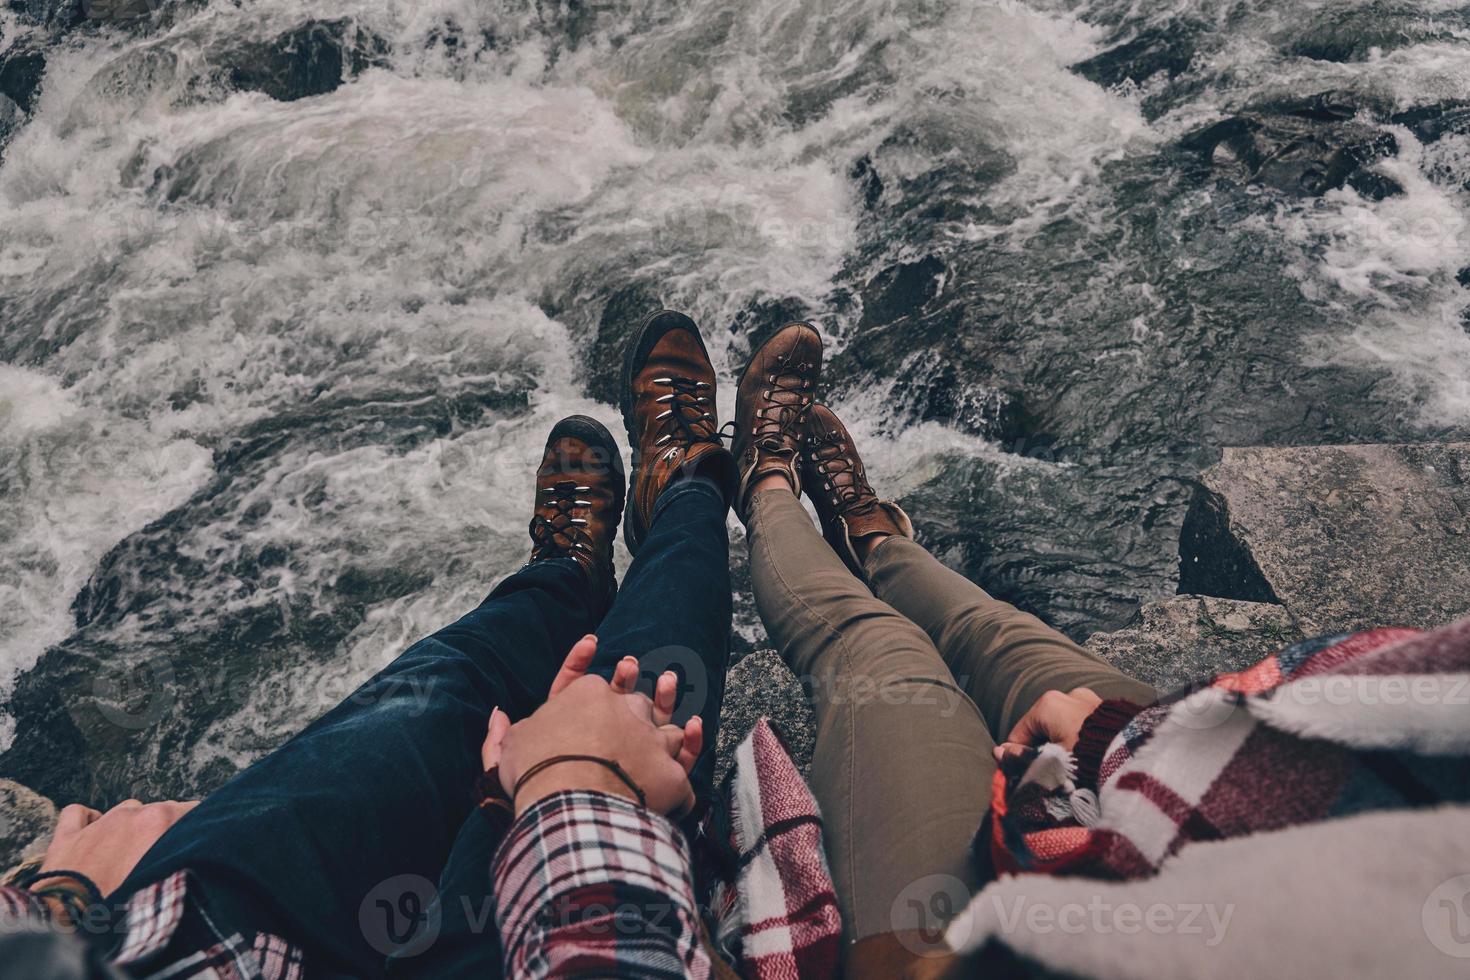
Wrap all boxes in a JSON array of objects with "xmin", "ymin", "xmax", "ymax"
[{"xmin": 512, "ymin": 761, "xmax": 641, "ymax": 816}]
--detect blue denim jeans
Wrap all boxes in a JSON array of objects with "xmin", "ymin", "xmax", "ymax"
[{"xmin": 113, "ymin": 479, "xmax": 731, "ymax": 978}]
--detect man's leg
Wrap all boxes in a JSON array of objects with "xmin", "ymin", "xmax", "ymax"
[
  {"xmin": 113, "ymin": 416, "xmax": 629, "ymax": 977},
  {"xmin": 864, "ymin": 536, "xmax": 1157, "ymax": 739},
  {"xmin": 592, "ymin": 476, "xmax": 731, "ymax": 805},
  {"xmin": 748, "ymin": 488, "xmax": 991, "ymax": 966},
  {"xmin": 408, "ymin": 474, "xmax": 734, "ymax": 979},
  {"xmin": 113, "ymin": 559, "xmax": 595, "ymax": 975}
]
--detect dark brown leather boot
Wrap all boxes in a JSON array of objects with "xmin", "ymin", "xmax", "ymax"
[
  {"xmin": 528, "ymin": 415, "xmax": 625, "ymax": 608},
  {"xmin": 619, "ymin": 310, "xmax": 737, "ymax": 554},
  {"xmin": 729, "ymin": 322, "xmax": 822, "ymax": 519},
  {"xmin": 802, "ymin": 403, "xmax": 913, "ymax": 577}
]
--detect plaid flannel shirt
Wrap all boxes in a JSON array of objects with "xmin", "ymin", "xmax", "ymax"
[
  {"xmin": 494, "ymin": 790, "xmax": 713, "ymax": 978},
  {"xmin": 0, "ymin": 870, "xmax": 302, "ymax": 979}
]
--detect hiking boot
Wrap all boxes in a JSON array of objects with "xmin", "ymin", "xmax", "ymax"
[
  {"xmin": 619, "ymin": 310, "xmax": 737, "ymax": 554},
  {"xmin": 802, "ymin": 404, "xmax": 913, "ymax": 577},
  {"xmin": 528, "ymin": 415, "xmax": 626, "ymax": 607},
  {"xmin": 729, "ymin": 322, "xmax": 823, "ymax": 519}
]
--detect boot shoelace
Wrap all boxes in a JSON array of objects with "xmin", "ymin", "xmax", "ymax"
[
  {"xmin": 529, "ymin": 480, "xmax": 594, "ymax": 560},
  {"xmin": 722, "ymin": 351, "xmax": 814, "ymax": 456},
  {"xmin": 652, "ymin": 376, "xmax": 720, "ymax": 448},
  {"xmin": 808, "ymin": 429, "xmax": 875, "ymax": 510}
]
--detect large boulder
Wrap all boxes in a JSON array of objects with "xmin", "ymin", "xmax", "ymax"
[
  {"xmin": 1086, "ymin": 595, "xmax": 1302, "ymax": 692},
  {"xmin": 714, "ymin": 650, "xmax": 814, "ymax": 784},
  {"xmin": 1179, "ymin": 444, "xmax": 1470, "ymax": 635},
  {"xmin": 0, "ymin": 780, "xmax": 57, "ymax": 878}
]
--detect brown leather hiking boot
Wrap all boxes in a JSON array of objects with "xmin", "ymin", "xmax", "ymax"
[
  {"xmin": 528, "ymin": 415, "xmax": 626, "ymax": 607},
  {"xmin": 619, "ymin": 310, "xmax": 737, "ymax": 554},
  {"xmin": 729, "ymin": 322, "xmax": 823, "ymax": 519},
  {"xmin": 802, "ymin": 404, "xmax": 913, "ymax": 577}
]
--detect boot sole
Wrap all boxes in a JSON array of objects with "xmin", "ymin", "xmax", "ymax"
[{"xmin": 619, "ymin": 310, "xmax": 712, "ymax": 554}]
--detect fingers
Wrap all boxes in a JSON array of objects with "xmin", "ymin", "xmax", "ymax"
[
  {"xmin": 677, "ymin": 716, "xmax": 703, "ymax": 774},
  {"xmin": 671, "ymin": 783, "xmax": 697, "ymax": 820},
  {"xmin": 54, "ymin": 804, "xmax": 102, "ymax": 835},
  {"xmin": 1003, "ymin": 707, "xmax": 1044, "ymax": 749},
  {"xmin": 482, "ymin": 707, "xmax": 511, "ymax": 771},
  {"xmin": 652, "ymin": 670, "xmax": 678, "ymax": 726},
  {"xmin": 548, "ymin": 635, "xmax": 599, "ymax": 697},
  {"xmin": 611, "ymin": 656, "xmax": 640, "ymax": 695},
  {"xmin": 993, "ymin": 741, "xmax": 1029, "ymax": 764}
]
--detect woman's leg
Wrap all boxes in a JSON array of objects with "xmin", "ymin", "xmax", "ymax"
[
  {"xmin": 747, "ymin": 487, "xmax": 991, "ymax": 961},
  {"xmin": 864, "ymin": 536, "xmax": 1157, "ymax": 739}
]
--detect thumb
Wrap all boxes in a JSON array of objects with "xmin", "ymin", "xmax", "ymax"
[{"xmin": 481, "ymin": 708, "xmax": 511, "ymax": 771}]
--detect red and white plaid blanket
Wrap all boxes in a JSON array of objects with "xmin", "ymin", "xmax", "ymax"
[
  {"xmin": 981, "ymin": 615, "xmax": 1470, "ymax": 881},
  {"xmin": 707, "ymin": 719, "xmax": 842, "ymax": 979}
]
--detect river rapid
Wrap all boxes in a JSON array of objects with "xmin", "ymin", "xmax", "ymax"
[{"xmin": 2, "ymin": 0, "xmax": 1469, "ymax": 800}]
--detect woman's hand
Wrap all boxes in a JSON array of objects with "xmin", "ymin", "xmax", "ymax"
[
  {"xmin": 993, "ymin": 687, "xmax": 1102, "ymax": 764},
  {"xmin": 480, "ymin": 636, "xmax": 703, "ymax": 817},
  {"xmin": 38, "ymin": 799, "xmax": 198, "ymax": 898}
]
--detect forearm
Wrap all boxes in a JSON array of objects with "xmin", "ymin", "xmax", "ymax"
[{"xmin": 493, "ymin": 790, "xmax": 710, "ymax": 979}]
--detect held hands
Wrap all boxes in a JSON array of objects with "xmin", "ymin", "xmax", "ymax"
[
  {"xmin": 482, "ymin": 635, "xmax": 703, "ymax": 818},
  {"xmin": 38, "ymin": 799, "xmax": 199, "ymax": 899},
  {"xmin": 993, "ymin": 687, "xmax": 1102, "ymax": 764}
]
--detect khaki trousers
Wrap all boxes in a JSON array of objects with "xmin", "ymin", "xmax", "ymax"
[{"xmin": 746, "ymin": 489, "xmax": 1155, "ymax": 947}]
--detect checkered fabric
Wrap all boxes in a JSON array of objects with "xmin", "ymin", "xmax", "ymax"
[
  {"xmin": 989, "ymin": 615, "xmax": 1470, "ymax": 879},
  {"xmin": 709, "ymin": 719, "xmax": 841, "ymax": 980},
  {"xmin": 494, "ymin": 789, "xmax": 712, "ymax": 979},
  {"xmin": 0, "ymin": 870, "xmax": 303, "ymax": 979}
]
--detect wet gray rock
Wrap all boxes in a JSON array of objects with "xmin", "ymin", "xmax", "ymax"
[
  {"xmin": 0, "ymin": 42, "xmax": 46, "ymax": 113},
  {"xmin": 580, "ymin": 284, "xmax": 664, "ymax": 406},
  {"xmin": 1074, "ymin": 21, "xmax": 1201, "ymax": 89},
  {"xmin": 219, "ymin": 20, "xmax": 387, "ymax": 103},
  {"xmin": 714, "ymin": 650, "xmax": 814, "ymax": 785},
  {"xmin": 0, "ymin": 780, "xmax": 57, "ymax": 877},
  {"xmin": 82, "ymin": 0, "xmax": 159, "ymax": 21},
  {"xmin": 1180, "ymin": 444, "xmax": 1470, "ymax": 635},
  {"xmin": 1182, "ymin": 92, "xmax": 1401, "ymax": 199},
  {"xmin": 1086, "ymin": 595, "xmax": 1302, "ymax": 693},
  {"xmin": 1283, "ymin": 2, "xmax": 1458, "ymax": 63}
]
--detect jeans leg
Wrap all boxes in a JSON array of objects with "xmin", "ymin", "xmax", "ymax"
[
  {"xmin": 592, "ymin": 479, "xmax": 731, "ymax": 806},
  {"xmin": 114, "ymin": 558, "xmax": 597, "ymax": 977},
  {"xmin": 864, "ymin": 536, "xmax": 1157, "ymax": 739}
]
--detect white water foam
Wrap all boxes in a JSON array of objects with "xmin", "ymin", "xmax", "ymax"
[{"xmin": 3, "ymin": 0, "xmax": 1467, "ymax": 768}]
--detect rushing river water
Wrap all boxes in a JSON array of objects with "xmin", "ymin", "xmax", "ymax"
[{"xmin": 3, "ymin": 0, "xmax": 1470, "ymax": 802}]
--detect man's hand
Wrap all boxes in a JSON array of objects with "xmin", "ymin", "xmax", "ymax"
[
  {"xmin": 39, "ymin": 799, "xmax": 198, "ymax": 898},
  {"xmin": 993, "ymin": 688, "xmax": 1102, "ymax": 764},
  {"xmin": 481, "ymin": 636, "xmax": 702, "ymax": 817}
]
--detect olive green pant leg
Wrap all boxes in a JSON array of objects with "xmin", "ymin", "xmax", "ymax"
[
  {"xmin": 746, "ymin": 491, "xmax": 992, "ymax": 944},
  {"xmin": 863, "ymin": 535, "xmax": 1157, "ymax": 740}
]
